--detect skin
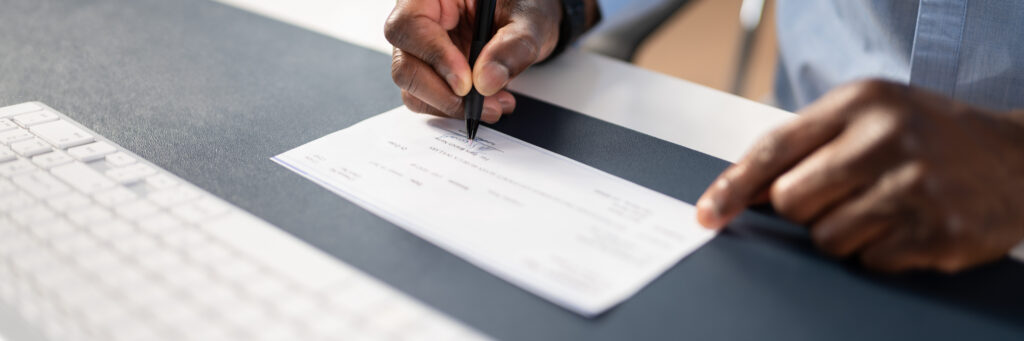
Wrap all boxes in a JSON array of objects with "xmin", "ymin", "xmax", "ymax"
[
  {"xmin": 385, "ymin": 2, "xmax": 1024, "ymax": 273},
  {"xmin": 384, "ymin": 0, "xmax": 599, "ymax": 123},
  {"xmin": 695, "ymin": 80, "xmax": 1024, "ymax": 273}
]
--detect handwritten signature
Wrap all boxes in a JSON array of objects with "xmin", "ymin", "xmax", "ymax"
[{"xmin": 436, "ymin": 127, "xmax": 504, "ymax": 154}]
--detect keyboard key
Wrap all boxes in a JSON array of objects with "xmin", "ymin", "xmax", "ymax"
[
  {"xmin": 87, "ymin": 219, "xmax": 135, "ymax": 240},
  {"xmin": 12, "ymin": 171, "xmax": 70, "ymax": 198},
  {"xmin": 0, "ymin": 158, "xmax": 37, "ymax": 176},
  {"xmin": 148, "ymin": 186, "xmax": 201, "ymax": 207},
  {"xmin": 305, "ymin": 313, "xmax": 358, "ymax": 337},
  {"xmin": 31, "ymin": 151, "xmax": 73, "ymax": 168},
  {"xmin": 29, "ymin": 120, "xmax": 94, "ymax": 149},
  {"xmin": 113, "ymin": 199, "xmax": 160, "ymax": 220},
  {"xmin": 0, "ymin": 128, "xmax": 34, "ymax": 145},
  {"xmin": 110, "ymin": 233, "xmax": 159, "ymax": 256},
  {"xmin": 134, "ymin": 248, "xmax": 187, "ymax": 271},
  {"xmin": 0, "ymin": 102, "xmax": 486, "ymax": 341},
  {"xmin": 32, "ymin": 219, "xmax": 77, "ymax": 239},
  {"xmin": 105, "ymin": 163, "xmax": 156, "ymax": 184},
  {"xmin": 66, "ymin": 204, "xmax": 113, "ymax": 225},
  {"xmin": 11, "ymin": 138, "xmax": 51, "ymax": 157},
  {"xmin": 51, "ymin": 162, "xmax": 115, "ymax": 193},
  {"xmin": 171, "ymin": 198, "xmax": 229, "ymax": 223},
  {"xmin": 202, "ymin": 212, "xmax": 347, "ymax": 291},
  {"xmin": 45, "ymin": 192, "xmax": 92, "ymax": 211},
  {"xmin": 185, "ymin": 242, "xmax": 233, "ymax": 264},
  {"xmin": 107, "ymin": 322, "xmax": 161, "ymax": 341},
  {"xmin": 273, "ymin": 296, "xmax": 319, "ymax": 317},
  {"xmin": 187, "ymin": 283, "xmax": 244, "ymax": 308},
  {"xmin": 145, "ymin": 173, "xmax": 178, "ymax": 190},
  {"xmin": 12, "ymin": 110, "xmax": 59, "ymax": 127},
  {"xmin": 50, "ymin": 231, "xmax": 104, "ymax": 256},
  {"xmin": 0, "ymin": 102, "xmax": 42, "ymax": 118},
  {"xmin": 159, "ymin": 229, "xmax": 207, "ymax": 249},
  {"xmin": 0, "ymin": 179, "xmax": 16, "ymax": 194},
  {"xmin": 136, "ymin": 213, "xmax": 184, "ymax": 237},
  {"xmin": 105, "ymin": 152, "xmax": 136, "ymax": 167},
  {"xmin": 67, "ymin": 141, "xmax": 117, "ymax": 161},
  {"xmin": 93, "ymin": 187, "xmax": 137, "ymax": 206},
  {"xmin": 0, "ymin": 119, "xmax": 17, "ymax": 132},
  {"xmin": 0, "ymin": 146, "xmax": 15, "ymax": 162},
  {"xmin": 208, "ymin": 257, "xmax": 260, "ymax": 280},
  {"xmin": 10, "ymin": 205, "xmax": 57, "ymax": 225}
]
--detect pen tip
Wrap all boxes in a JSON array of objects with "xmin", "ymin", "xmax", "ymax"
[{"xmin": 466, "ymin": 120, "xmax": 479, "ymax": 140}]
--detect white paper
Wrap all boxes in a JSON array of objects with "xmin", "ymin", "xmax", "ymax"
[{"xmin": 272, "ymin": 107, "xmax": 717, "ymax": 316}]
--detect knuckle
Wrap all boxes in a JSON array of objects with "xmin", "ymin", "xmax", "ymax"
[
  {"xmin": 848, "ymin": 79, "xmax": 900, "ymax": 102},
  {"xmin": 751, "ymin": 130, "xmax": 787, "ymax": 166},
  {"xmin": 937, "ymin": 256, "xmax": 968, "ymax": 274},
  {"xmin": 894, "ymin": 161, "xmax": 930, "ymax": 192},
  {"xmin": 390, "ymin": 53, "xmax": 408, "ymax": 82},
  {"xmin": 401, "ymin": 93, "xmax": 428, "ymax": 113},
  {"xmin": 383, "ymin": 15, "xmax": 410, "ymax": 47},
  {"xmin": 391, "ymin": 56, "xmax": 420, "ymax": 93},
  {"xmin": 417, "ymin": 44, "xmax": 445, "ymax": 66},
  {"xmin": 770, "ymin": 187, "xmax": 806, "ymax": 223},
  {"xmin": 509, "ymin": 34, "xmax": 541, "ymax": 64},
  {"xmin": 811, "ymin": 227, "xmax": 847, "ymax": 257},
  {"xmin": 859, "ymin": 252, "xmax": 889, "ymax": 272},
  {"xmin": 440, "ymin": 97, "xmax": 463, "ymax": 116}
]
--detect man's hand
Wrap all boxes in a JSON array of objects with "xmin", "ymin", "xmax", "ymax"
[
  {"xmin": 385, "ymin": 0, "xmax": 563, "ymax": 123},
  {"xmin": 695, "ymin": 80, "xmax": 1024, "ymax": 273}
]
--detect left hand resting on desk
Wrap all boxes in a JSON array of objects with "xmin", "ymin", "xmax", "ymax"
[{"xmin": 695, "ymin": 79, "xmax": 1024, "ymax": 273}]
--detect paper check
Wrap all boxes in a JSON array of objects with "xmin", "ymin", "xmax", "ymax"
[{"xmin": 273, "ymin": 107, "xmax": 716, "ymax": 316}]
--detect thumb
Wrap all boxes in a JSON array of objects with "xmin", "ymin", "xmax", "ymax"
[{"xmin": 473, "ymin": 17, "xmax": 559, "ymax": 96}]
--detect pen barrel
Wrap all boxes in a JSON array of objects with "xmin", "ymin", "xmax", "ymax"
[
  {"xmin": 468, "ymin": 40, "xmax": 486, "ymax": 68},
  {"xmin": 463, "ymin": 87, "xmax": 484, "ymax": 121},
  {"xmin": 464, "ymin": 0, "xmax": 496, "ymax": 123},
  {"xmin": 472, "ymin": 0, "xmax": 498, "ymax": 43}
]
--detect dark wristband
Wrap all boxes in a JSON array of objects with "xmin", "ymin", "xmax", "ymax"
[{"xmin": 544, "ymin": 0, "xmax": 591, "ymax": 62}]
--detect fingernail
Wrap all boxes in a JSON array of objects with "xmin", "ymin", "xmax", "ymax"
[
  {"xmin": 445, "ymin": 73, "xmax": 468, "ymax": 96},
  {"xmin": 498, "ymin": 96, "xmax": 514, "ymax": 113},
  {"xmin": 696, "ymin": 196, "xmax": 724, "ymax": 229},
  {"xmin": 697, "ymin": 197, "xmax": 719, "ymax": 218},
  {"xmin": 482, "ymin": 106, "xmax": 501, "ymax": 123},
  {"xmin": 476, "ymin": 62, "xmax": 509, "ymax": 96}
]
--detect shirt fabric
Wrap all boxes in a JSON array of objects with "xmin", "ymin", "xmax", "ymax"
[{"xmin": 774, "ymin": 0, "xmax": 1024, "ymax": 112}]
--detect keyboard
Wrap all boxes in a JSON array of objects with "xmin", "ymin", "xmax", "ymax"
[{"xmin": 0, "ymin": 102, "xmax": 488, "ymax": 341}]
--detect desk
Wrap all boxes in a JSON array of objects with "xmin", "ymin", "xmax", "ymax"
[{"xmin": 1, "ymin": 0, "xmax": 1022, "ymax": 339}]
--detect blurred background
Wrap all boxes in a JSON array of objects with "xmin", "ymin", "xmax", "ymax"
[{"xmin": 587, "ymin": 0, "xmax": 777, "ymax": 102}]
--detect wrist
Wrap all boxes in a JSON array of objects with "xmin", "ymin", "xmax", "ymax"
[{"xmin": 542, "ymin": 0, "xmax": 600, "ymax": 63}]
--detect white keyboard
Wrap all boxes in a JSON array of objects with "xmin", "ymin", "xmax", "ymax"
[{"xmin": 0, "ymin": 102, "xmax": 488, "ymax": 341}]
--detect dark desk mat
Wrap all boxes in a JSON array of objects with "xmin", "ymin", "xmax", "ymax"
[{"xmin": 1, "ymin": 0, "xmax": 1021, "ymax": 339}]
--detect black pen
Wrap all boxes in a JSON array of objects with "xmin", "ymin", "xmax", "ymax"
[{"xmin": 464, "ymin": 0, "xmax": 497, "ymax": 140}]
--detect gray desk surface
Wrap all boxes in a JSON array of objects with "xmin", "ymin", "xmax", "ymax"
[{"xmin": 2, "ymin": 0, "xmax": 1022, "ymax": 339}]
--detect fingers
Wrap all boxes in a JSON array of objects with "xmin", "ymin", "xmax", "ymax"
[
  {"xmin": 695, "ymin": 111, "xmax": 845, "ymax": 228},
  {"xmin": 401, "ymin": 91, "xmax": 446, "ymax": 117},
  {"xmin": 695, "ymin": 81, "xmax": 888, "ymax": 229},
  {"xmin": 393, "ymin": 48, "xmax": 465, "ymax": 117},
  {"xmin": 860, "ymin": 230, "xmax": 935, "ymax": 273},
  {"xmin": 811, "ymin": 162, "xmax": 934, "ymax": 271},
  {"xmin": 401, "ymin": 88, "xmax": 512, "ymax": 124},
  {"xmin": 474, "ymin": 7, "xmax": 560, "ymax": 96},
  {"xmin": 770, "ymin": 111, "xmax": 907, "ymax": 223},
  {"xmin": 811, "ymin": 183, "xmax": 903, "ymax": 258},
  {"xmin": 493, "ymin": 90, "xmax": 517, "ymax": 116},
  {"xmin": 386, "ymin": 0, "xmax": 472, "ymax": 95}
]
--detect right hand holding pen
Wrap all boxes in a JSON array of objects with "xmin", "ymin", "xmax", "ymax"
[{"xmin": 385, "ymin": 0, "xmax": 563, "ymax": 123}]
